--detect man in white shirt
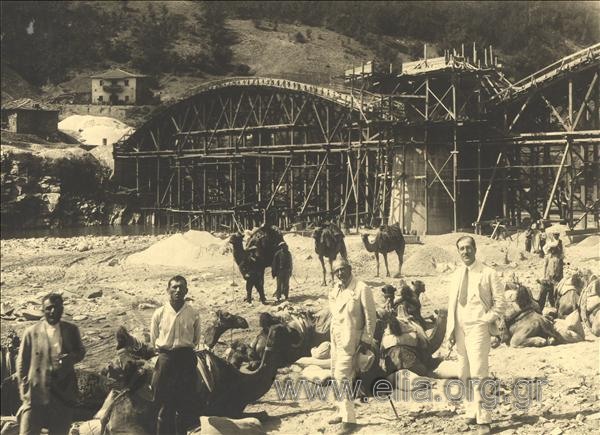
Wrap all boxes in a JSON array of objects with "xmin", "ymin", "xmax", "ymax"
[
  {"xmin": 150, "ymin": 275, "xmax": 201, "ymax": 435},
  {"xmin": 445, "ymin": 236, "xmax": 506, "ymax": 435}
]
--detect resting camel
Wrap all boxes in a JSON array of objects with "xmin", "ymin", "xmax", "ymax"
[
  {"xmin": 579, "ymin": 277, "xmax": 600, "ymax": 336},
  {"xmin": 538, "ymin": 270, "xmax": 590, "ymax": 318},
  {"xmin": 394, "ymin": 280, "xmax": 431, "ymax": 330},
  {"xmin": 375, "ymin": 309, "xmax": 447, "ymax": 377},
  {"xmin": 227, "ymin": 307, "xmax": 331, "ymax": 370},
  {"xmin": 98, "ymin": 327, "xmax": 283, "ymax": 434},
  {"xmin": 361, "ymin": 223, "xmax": 406, "ymax": 277},
  {"xmin": 500, "ymin": 284, "xmax": 563, "ymax": 347},
  {"xmin": 313, "ymin": 222, "xmax": 348, "ymax": 285}
]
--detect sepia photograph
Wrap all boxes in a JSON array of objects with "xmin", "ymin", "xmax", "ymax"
[{"xmin": 0, "ymin": 1, "xmax": 599, "ymax": 434}]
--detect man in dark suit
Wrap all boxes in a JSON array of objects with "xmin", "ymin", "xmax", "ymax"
[
  {"xmin": 17, "ymin": 293, "xmax": 86, "ymax": 435},
  {"xmin": 272, "ymin": 241, "xmax": 293, "ymax": 302}
]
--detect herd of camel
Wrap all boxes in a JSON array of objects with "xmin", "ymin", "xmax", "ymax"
[{"xmin": 0, "ymin": 223, "xmax": 598, "ymax": 434}]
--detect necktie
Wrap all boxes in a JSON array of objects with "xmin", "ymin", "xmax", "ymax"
[{"xmin": 459, "ymin": 267, "xmax": 469, "ymax": 306}]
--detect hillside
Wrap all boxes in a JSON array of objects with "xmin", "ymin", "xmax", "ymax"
[{"xmin": 1, "ymin": 1, "xmax": 597, "ymax": 105}]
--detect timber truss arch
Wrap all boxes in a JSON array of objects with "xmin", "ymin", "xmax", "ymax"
[{"xmin": 114, "ymin": 77, "xmax": 405, "ymax": 230}]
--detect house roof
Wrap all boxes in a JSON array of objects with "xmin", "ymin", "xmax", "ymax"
[
  {"xmin": 90, "ymin": 68, "xmax": 148, "ymax": 79},
  {"xmin": 1, "ymin": 98, "xmax": 56, "ymax": 112}
]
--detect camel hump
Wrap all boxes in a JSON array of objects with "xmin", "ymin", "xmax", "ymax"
[{"xmin": 386, "ymin": 223, "xmax": 404, "ymax": 239}]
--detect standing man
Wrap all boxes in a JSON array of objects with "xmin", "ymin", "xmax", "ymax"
[
  {"xmin": 446, "ymin": 236, "xmax": 506, "ymax": 435},
  {"xmin": 243, "ymin": 246, "xmax": 267, "ymax": 305},
  {"xmin": 543, "ymin": 231, "xmax": 564, "ymax": 284},
  {"xmin": 272, "ymin": 241, "xmax": 293, "ymax": 302},
  {"xmin": 151, "ymin": 275, "xmax": 202, "ymax": 435},
  {"xmin": 17, "ymin": 293, "xmax": 86, "ymax": 435},
  {"xmin": 328, "ymin": 258, "xmax": 377, "ymax": 435}
]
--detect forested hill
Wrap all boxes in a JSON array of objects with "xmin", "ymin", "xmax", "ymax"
[{"xmin": 1, "ymin": 1, "xmax": 598, "ymax": 101}]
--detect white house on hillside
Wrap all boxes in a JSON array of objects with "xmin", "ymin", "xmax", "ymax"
[{"xmin": 91, "ymin": 68, "xmax": 153, "ymax": 105}]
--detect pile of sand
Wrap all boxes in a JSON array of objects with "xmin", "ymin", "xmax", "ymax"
[
  {"xmin": 576, "ymin": 235, "xmax": 600, "ymax": 248},
  {"xmin": 58, "ymin": 115, "xmax": 134, "ymax": 170},
  {"xmin": 565, "ymin": 234, "xmax": 600, "ymax": 262},
  {"xmin": 126, "ymin": 230, "xmax": 227, "ymax": 269},
  {"xmin": 402, "ymin": 245, "xmax": 456, "ymax": 276}
]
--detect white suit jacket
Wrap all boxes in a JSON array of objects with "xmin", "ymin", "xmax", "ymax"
[
  {"xmin": 445, "ymin": 260, "xmax": 506, "ymax": 342},
  {"xmin": 329, "ymin": 277, "xmax": 377, "ymax": 353}
]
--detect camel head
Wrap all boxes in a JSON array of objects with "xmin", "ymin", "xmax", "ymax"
[
  {"xmin": 412, "ymin": 280, "xmax": 426, "ymax": 295},
  {"xmin": 515, "ymin": 284, "xmax": 534, "ymax": 311},
  {"xmin": 215, "ymin": 310, "xmax": 249, "ymax": 331},
  {"xmin": 259, "ymin": 312, "xmax": 283, "ymax": 332},
  {"xmin": 571, "ymin": 270, "xmax": 587, "ymax": 291},
  {"xmin": 228, "ymin": 232, "xmax": 244, "ymax": 247}
]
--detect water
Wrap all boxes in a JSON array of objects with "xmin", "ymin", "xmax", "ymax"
[{"xmin": 0, "ymin": 225, "xmax": 171, "ymax": 240}]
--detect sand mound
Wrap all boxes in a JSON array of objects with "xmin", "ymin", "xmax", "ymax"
[
  {"xmin": 58, "ymin": 115, "xmax": 134, "ymax": 170},
  {"xmin": 576, "ymin": 235, "xmax": 600, "ymax": 248},
  {"xmin": 126, "ymin": 230, "xmax": 227, "ymax": 269},
  {"xmin": 403, "ymin": 245, "xmax": 456, "ymax": 276}
]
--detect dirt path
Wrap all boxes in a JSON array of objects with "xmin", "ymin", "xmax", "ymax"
[{"xmin": 1, "ymin": 231, "xmax": 598, "ymax": 434}]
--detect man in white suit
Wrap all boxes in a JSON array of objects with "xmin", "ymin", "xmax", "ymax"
[
  {"xmin": 446, "ymin": 236, "xmax": 506, "ymax": 435},
  {"xmin": 328, "ymin": 258, "xmax": 377, "ymax": 435}
]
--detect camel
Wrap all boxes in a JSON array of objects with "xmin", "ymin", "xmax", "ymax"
[
  {"xmin": 227, "ymin": 307, "xmax": 331, "ymax": 370},
  {"xmin": 375, "ymin": 309, "xmax": 447, "ymax": 377},
  {"xmin": 204, "ymin": 310, "xmax": 250, "ymax": 349},
  {"xmin": 394, "ymin": 280, "xmax": 432, "ymax": 330},
  {"xmin": 229, "ymin": 226, "xmax": 284, "ymax": 302},
  {"xmin": 313, "ymin": 222, "xmax": 348, "ymax": 285},
  {"xmin": 361, "ymin": 223, "xmax": 406, "ymax": 277},
  {"xmin": 537, "ymin": 270, "xmax": 590, "ymax": 318},
  {"xmin": 229, "ymin": 225, "xmax": 284, "ymax": 273},
  {"xmin": 500, "ymin": 284, "xmax": 563, "ymax": 347},
  {"xmin": 98, "ymin": 327, "xmax": 282, "ymax": 434},
  {"xmin": 579, "ymin": 277, "xmax": 600, "ymax": 336}
]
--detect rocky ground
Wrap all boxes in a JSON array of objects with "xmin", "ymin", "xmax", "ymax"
[{"xmin": 1, "ymin": 230, "xmax": 599, "ymax": 434}]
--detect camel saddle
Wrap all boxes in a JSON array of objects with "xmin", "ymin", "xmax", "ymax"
[
  {"xmin": 195, "ymin": 350, "xmax": 221, "ymax": 393},
  {"xmin": 380, "ymin": 319, "xmax": 424, "ymax": 350},
  {"xmin": 287, "ymin": 314, "xmax": 312, "ymax": 348}
]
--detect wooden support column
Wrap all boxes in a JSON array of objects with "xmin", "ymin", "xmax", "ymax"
[
  {"xmin": 401, "ymin": 140, "xmax": 406, "ymax": 230},
  {"xmin": 355, "ymin": 148, "xmax": 360, "ymax": 231},
  {"xmin": 424, "ymin": 131, "xmax": 429, "ymax": 234},
  {"xmin": 316, "ymin": 154, "xmax": 321, "ymax": 212},
  {"xmin": 156, "ymin": 157, "xmax": 160, "ymax": 207},
  {"xmin": 452, "ymin": 76, "xmax": 458, "ymax": 232},
  {"xmin": 543, "ymin": 140, "xmax": 571, "ymax": 220},
  {"xmin": 325, "ymin": 152, "xmax": 330, "ymax": 212},
  {"xmin": 424, "ymin": 77, "xmax": 429, "ymax": 234}
]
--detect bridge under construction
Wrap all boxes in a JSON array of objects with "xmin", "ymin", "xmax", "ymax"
[{"xmin": 114, "ymin": 43, "xmax": 600, "ymax": 235}]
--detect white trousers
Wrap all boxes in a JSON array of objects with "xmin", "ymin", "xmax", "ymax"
[
  {"xmin": 455, "ymin": 321, "xmax": 492, "ymax": 424},
  {"xmin": 330, "ymin": 330, "xmax": 357, "ymax": 423}
]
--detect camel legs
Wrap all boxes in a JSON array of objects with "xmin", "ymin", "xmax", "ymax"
[
  {"xmin": 510, "ymin": 334, "xmax": 549, "ymax": 348},
  {"xmin": 382, "ymin": 252, "xmax": 390, "ymax": 277},
  {"xmin": 329, "ymin": 257, "xmax": 335, "ymax": 284},
  {"xmin": 396, "ymin": 248, "xmax": 404, "ymax": 277},
  {"xmin": 374, "ymin": 252, "xmax": 380, "ymax": 277},
  {"xmin": 319, "ymin": 255, "xmax": 327, "ymax": 286}
]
